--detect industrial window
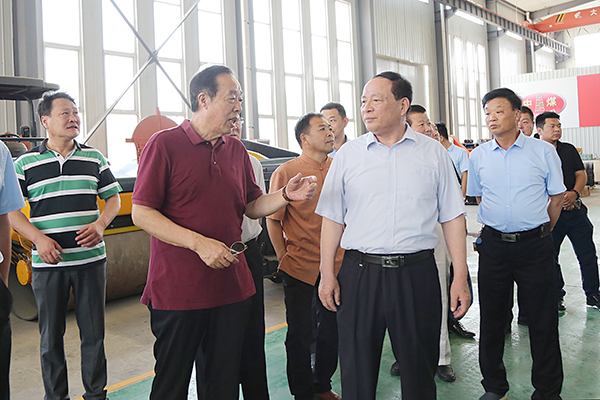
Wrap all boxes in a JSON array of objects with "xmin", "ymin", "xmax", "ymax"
[
  {"xmin": 248, "ymin": 0, "xmax": 358, "ymax": 149},
  {"xmin": 451, "ymin": 38, "xmax": 487, "ymax": 142},
  {"xmin": 574, "ymin": 32, "xmax": 600, "ymax": 68}
]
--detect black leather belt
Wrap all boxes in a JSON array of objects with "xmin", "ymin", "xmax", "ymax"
[
  {"xmin": 348, "ymin": 249, "xmax": 433, "ymax": 268},
  {"xmin": 484, "ymin": 222, "xmax": 551, "ymax": 243}
]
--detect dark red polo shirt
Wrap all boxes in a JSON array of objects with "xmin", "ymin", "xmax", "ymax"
[{"xmin": 133, "ymin": 119, "xmax": 262, "ymax": 310}]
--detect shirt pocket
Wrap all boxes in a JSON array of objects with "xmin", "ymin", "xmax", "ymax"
[{"xmin": 404, "ymin": 167, "xmax": 437, "ymax": 200}]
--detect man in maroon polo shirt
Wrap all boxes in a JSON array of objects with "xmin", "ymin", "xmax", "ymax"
[{"xmin": 131, "ymin": 65, "xmax": 317, "ymax": 400}]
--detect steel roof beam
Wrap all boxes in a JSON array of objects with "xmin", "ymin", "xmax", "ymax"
[{"xmin": 437, "ymin": 0, "xmax": 571, "ymax": 56}]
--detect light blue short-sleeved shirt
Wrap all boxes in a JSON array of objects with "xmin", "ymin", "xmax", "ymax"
[
  {"xmin": 316, "ymin": 125, "xmax": 466, "ymax": 254},
  {"xmin": 447, "ymin": 143, "xmax": 469, "ymax": 174},
  {"xmin": 467, "ymin": 133, "xmax": 565, "ymax": 233},
  {"xmin": 0, "ymin": 141, "xmax": 26, "ymax": 264}
]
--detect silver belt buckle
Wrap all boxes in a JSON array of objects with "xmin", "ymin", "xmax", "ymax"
[
  {"xmin": 382, "ymin": 255, "xmax": 401, "ymax": 267},
  {"xmin": 501, "ymin": 233, "xmax": 518, "ymax": 242}
]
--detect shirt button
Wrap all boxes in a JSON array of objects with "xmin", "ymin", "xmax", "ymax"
[{"xmin": 213, "ymin": 162, "xmax": 217, "ymax": 164}]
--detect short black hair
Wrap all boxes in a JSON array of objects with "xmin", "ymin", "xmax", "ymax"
[
  {"xmin": 482, "ymin": 88, "xmax": 522, "ymax": 111},
  {"xmin": 37, "ymin": 91, "xmax": 76, "ymax": 123},
  {"xmin": 373, "ymin": 71, "xmax": 413, "ymax": 103},
  {"xmin": 520, "ymin": 105, "xmax": 534, "ymax": 119},
  {"xmin": 436, "ymin": 122, "xmax": 449, "ymax": 140},
  {"xmin": 189, "ymin": 65, "xmax": 234, "ymax": 112},
  {"xmin": 294, "ymin": 112, "xmax": 323, "ymax": 148},
  {"xmin": 535, "ymin": 111, "xmax": 560, "ymax": 129},
  {"xmin": 320, "ymin": 102, "xmax": 347, "ymax": 119},
  {"xmin": 406, "ymin": 104, "xmax": 427, "ymax": 125}
]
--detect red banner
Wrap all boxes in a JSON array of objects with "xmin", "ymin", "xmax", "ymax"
[{"xmin": 577, "ymin": 74, "xmax": 600, "ymax": 128}]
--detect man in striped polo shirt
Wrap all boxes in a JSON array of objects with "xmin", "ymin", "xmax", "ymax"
[{"xmin": 9, "ymin": 91, "xmax": 121, "ymax": 400}]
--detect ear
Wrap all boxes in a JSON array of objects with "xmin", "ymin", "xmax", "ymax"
[
  {"xmin": 198, "ymin": 92, "xmax": 210, "ymax": 110},
  {"xmin": 515, "ymin": 109, "xmax": 521, "ymax": 123},
  {"xmin": 537, "ymin": 126, "xmax": 543, "ymax": 134},
  {"xmin": 342, "ymin": 117, "xmax": 349, "ymax": 128},
  {"xmin": 41, "ymin": 115, "xmax": 49, "ymax": 130},
  {"xmin": 400, "ymin": 98, "xmax": 411, "ymax": 116}
]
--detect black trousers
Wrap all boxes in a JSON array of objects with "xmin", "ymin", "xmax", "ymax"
[
  {"xmin": 32, "ymin": 263, "xmax": 107, "ymax": 400},
  {"xmin": 552, "ymin": 204, "xmax": 600, "ymax": 297},
  {"xmin": 149, "ymin": 298, "xmax": 250, "ymax": 400},
  {"xmin": 282, "ymin": 271, "xmax": 338, "ymax": 400},
  {"xmin": 337, "ymin": 251, "xmax": 441, "ymax": 400},
  {"xmin": 0, "ymin": 281, "xmax": 12, "ymax": 400},
  {"xmin": 195, "ymin": 239, "xmax": 269, "ymax": 400},
  {"xmin": 477, "ymin": 228, "xmax": 563, "ymax": 399}
]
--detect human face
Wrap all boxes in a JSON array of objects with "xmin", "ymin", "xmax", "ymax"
[
  {"xmin": 322, "ymin": 109, "xmax": 348, "ymax": 140},
  {"xmin": 361, "ymin": 77, "xmax": 407, "ymax": 135},
  {"xmin": 302, "ymin": 116, "xmax": 334, "ymax": 155},
  {"xmin": 202, "ymin": 73, "xmax": 243, "ymax": 137},
  {"xmin": 538, "ymin": 118, "xmax": 562, "ymax": 145},
  {"xmin": 408, "ymin": 112, "xmax": 434, "ymax": 138},
  {"xmin": 484, "ymin": 97, "xmax": 520, "ymax": 138},
  {"xmin": 41, "ymin": 98, "xmax": 80, "ymax": 140},
  {"xmin": 518, "ymin": 113, "xmax": 534, "ymax": 136}
]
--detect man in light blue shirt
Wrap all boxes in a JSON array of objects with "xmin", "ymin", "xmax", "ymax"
[
  {"xmin": 320, "ymin": 102, "xmax": 348, "ymax": 157},
  {"xmin": 467, "ymin": 88, "xmax": 565, "ymax": 400},
  {"xmin": 317, "ymin": 71, "xmax": 470, "ymax": 400},
  {"xmin": 0, "ymin": 141, "xmax": 26, "ymax": 400}
]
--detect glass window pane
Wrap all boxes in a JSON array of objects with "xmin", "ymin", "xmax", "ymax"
[
  {"xmin": 468, "ymin": 69, "xmax": 477, "ymax": 98},
  {"xmin": 285, "ymin": 76, "xmax": 303, "ymax": 117},
  {"xmin": 335, "ymin": 1, "xmax": 351, "ymax": 42},
  {"xmin": 479, "ymin": 73, "xmax": 487, "ymax": 99},
  {"xmin": 339, "ymin": 82, "xmax": 354, "ymax": 119},
  {"xmin": 258, "ymin": 117, "xmax": 275, "ymax": 145},
  {"xmin": 198, "ymin": 0, "xmax": 221, "ymax": 13},
  {"xmin": 314, "ymin": 79, "xmax": 329, "ymax": 110},
  {"xmin": 283, "ymin": 30, "xmax": 303, "ymax": 74},
  {"xmin": 44, "ymin": 48, "xmax": 80, "ymax": 104},
  {"xmin": 457, "ymin": 98, "xmax": 465, "ymax": 125},
  {"xmin": 281, "ymin": 0, "xmax": 300, "ymax": 31},
  {"xmin": 154, "ymin": 2, "xmax": 182, "ymax": 59},
  {"xmin": 346, "ymin": 120, "xmax": 356, "ymax": 139},
  {"xmin": 310, "ymin": 0, "xmax": 327, "ymax": 37},
  {"xmin": 102, "ymin": 0, "xmax": 135, "ymax": 53},
  {"xmin": 253, "ymin": 0, "xmax": 271, "ymax": 24},
  {"xmin": 42, "ymin": 0, "xmax": 80, "ymax": 46},
  {"xmin": 478, "ymin": 45, "xmax": 486, "ymax": 73},
  {"xmin": 469, "ymin": 99, "xmax": 477, "ymax": 125},
  {"xmin": 466, "ymin": 41, "xmax": 475, "ymax": 70},
  {"xmin": 471, "ymin": 126, "xmax": 479, "ymax": 140},
  {"xmin": 156, "ymin": 62, "xmax": 183, "ymax": 113},
  {"xmin": 288, "ymin": 119, "xmax": 302, "ymax": 154},
  {"xmin": 159, "ymin": 0, "xmax": 180, "ymax": 5},
  {"xmin": 459, "ymin": 126, "xmax": 467, "ymax": 142},
  {"xmin": 454, "ymin": 38, "xmax": 463, "ymax": 69},
  {"xmin": 106, "ymin": 114, "xmax": 139, "ymax": 177},
  {"xmin": 312, "ymin": 36, "xmax": 329, "ymax": 78},
  {"xmin": 256, "ymin": 72, "xmax": 273, "ymax": 115},
  {"xmin": 104, "ymin": 55, "xmax": 135, "ymax": 110},
  {"xmin": 254, "ymin": 23, "xmax": 273, "ymax": 70},
  {"xmin": 338, "ymin": 41, "xmax": 353, "ymax": 81},
  {"xmin": 456, "ymin": 69, "xmax": 465, "ymax": 97},
  {"xmin": 198, "ymin": 11, "xmax": 224, "ymax": 64}
]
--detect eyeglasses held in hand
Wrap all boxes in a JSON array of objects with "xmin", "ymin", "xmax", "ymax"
[{"xmin": 230, "ymin": 241, "xmax": 248, "ymax": 255}]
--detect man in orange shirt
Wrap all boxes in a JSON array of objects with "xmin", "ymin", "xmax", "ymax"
[{"xmin": 267, "ymin": 113, "xmax": 344, "ymax": 400}]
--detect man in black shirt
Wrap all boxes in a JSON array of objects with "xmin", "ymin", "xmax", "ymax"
[{"xmin": 537, "ymin": 111, "xmax": 600, "ymax": 310}]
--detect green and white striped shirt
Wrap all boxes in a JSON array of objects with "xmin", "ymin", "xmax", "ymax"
[{"xmin": 14, "ymin": 140, "xmax": 122, "ymax": 269}]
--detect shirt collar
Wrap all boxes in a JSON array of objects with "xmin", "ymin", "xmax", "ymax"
[
  {"xmin": 491, "ymin": 131, "xmax": 525, "ymax": 151},
  {"xmin": 365, "ymin": 123, "xmax": 417, "ymax": 149},
  {"xmin": 39, "ymin": 139, "xmax": 82, "ymax": 154},
  {"xmin": 298, "ymin": 152, "xmax": 331, "ymax": 168},
  {"xmin": 181, "ymin": 119, "xmax": 225, "ymax": 147}
]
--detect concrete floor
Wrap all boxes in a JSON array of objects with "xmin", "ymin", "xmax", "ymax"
[{"xmin": 9, "ymin": 189, "xmax": 600, "ymax": 399}]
